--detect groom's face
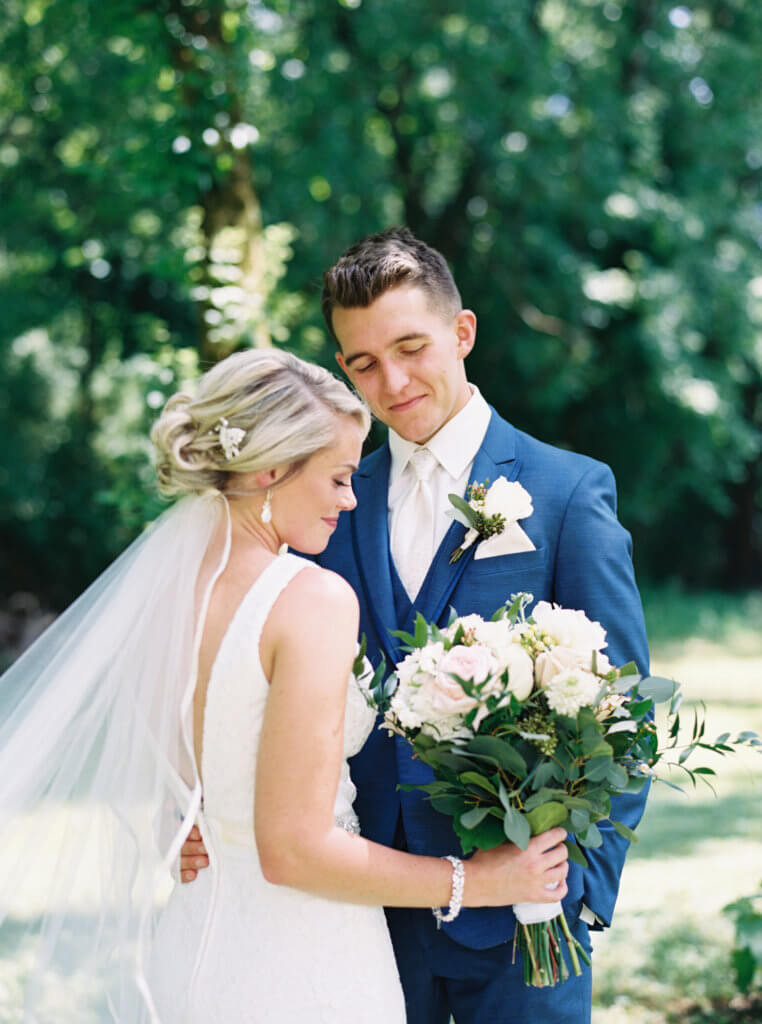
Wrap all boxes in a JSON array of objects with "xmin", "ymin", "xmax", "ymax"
[{"xmin": 333, "ymin": 285, "xmax": 475, "ymax": 444}]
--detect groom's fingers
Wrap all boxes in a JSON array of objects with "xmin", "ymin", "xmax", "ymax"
[{"xmin": 179, "ymin": 825, "xmax": 209, "ymax": 884}]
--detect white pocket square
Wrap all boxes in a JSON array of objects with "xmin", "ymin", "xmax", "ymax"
[{"xmin": 474, "ymin": 521, "xmax": 536, "ymax": 559}]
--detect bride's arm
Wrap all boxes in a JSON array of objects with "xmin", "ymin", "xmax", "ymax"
[{"xmin": 254, "ymin": 566, "xmax": 568, "ymax": 910}]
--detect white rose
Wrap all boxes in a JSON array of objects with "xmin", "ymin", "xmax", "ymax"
[
  {"xmin": 417, "ymin": 641, "xmax": 446, "ymax": 675},
  {"xmin": 445, "ymin": 614, "xmax": 486, "ymax": 641},
  {"xmin": 395, "ymin": 649, "xmax": 422, "ymax": 686},
  {"xmin": 532, "ymin": 602, "xmax": 608, "ymax": 656},
  {"xmin": 544, "ymin": 668, "xmax": 600, "ymax": 717},
  {"xmin": 535, "ymin": 646, "xmax": 583, "ymax": 687},
  {"xmin": 482, "ymin": 477, "xmax": 534, "ymax": 522},
  {"xmin": 473, "ymin": 619, "xmax": 512, "ymax": 652},
  {"xmin": 473, "ymin": 626, "xmax": 533, "ymax": 697},
  {"xmin": 499, "ymin": 645, "xmax": 535, "ymax": 701}
]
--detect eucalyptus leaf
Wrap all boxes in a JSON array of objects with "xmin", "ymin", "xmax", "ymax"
[
  {"xmin": 449, "ymin": 492, "xmax": 479, "ymax": 526},
  {"xmin": 525, "ymin": 801, "xmax": 567, "ymax": 836},
  {"xmin": 533, "ymin": 761, "xmax": 561, "ymax": 788},
  {"xmin": 459, "ymin": 771, "xmax": 499, "ymax": 796},
  {"xmin": 465, "ymin": 735, "xmax": 527, "ymax": 777},
  {"xmin": 610, "ymin": 819, "xmax": 639, "ymax": 843},
  {"xmin": 570, "ymin": 808, "xmax": 590, "ymax": 832},
  {"xmin": 565, "ymin": 841, "xmax": 589, "ymax": 869},
  {"xmin": 578, "ymin": 822, "xmax": 603, "ymax": 849},
  {"xmin": 460, "ymin": 806, "xmax": 490, "ymax": 829},
  {"xmin": 503, "ymin": 807, "xmax": 531, "ymax": 850},
  {"xmin": 605, "ymin": 763, "xmax": 629, "ymax": 789},
  {"xmin": 636, "ymin": 676, "xmax": 678, "ymax": 703},
  {"xmin": 584, "ymin": 757, "xmax": 613, "ymax": 782}
]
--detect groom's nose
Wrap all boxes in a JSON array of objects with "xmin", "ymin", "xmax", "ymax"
[{"xmin": 380, "ymin": 358, "xmax": 409, "ymax": 395}]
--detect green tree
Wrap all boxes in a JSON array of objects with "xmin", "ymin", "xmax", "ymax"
[{"xmin": 1, "ymin": 0, "xmax": 760, "ymax": 609}]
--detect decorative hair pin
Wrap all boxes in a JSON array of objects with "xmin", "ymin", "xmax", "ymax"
[{"xmin": 215, "ymin": 417, "xmax": 246, "ymax": 460}]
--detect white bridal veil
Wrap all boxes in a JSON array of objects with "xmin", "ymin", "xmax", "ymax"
[{"xmin": 0, "ymin": 492, "xmax": 229, "ymax": 1021}]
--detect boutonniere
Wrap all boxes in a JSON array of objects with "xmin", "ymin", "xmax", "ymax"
[{"xmin": 448, "ymin": 477, "xmax": 534, "ymax": 563}]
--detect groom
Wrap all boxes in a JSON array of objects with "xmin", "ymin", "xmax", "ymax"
[{"xmin": 184, "ymin": 227, "xmax": 650, "ymax": 1022}]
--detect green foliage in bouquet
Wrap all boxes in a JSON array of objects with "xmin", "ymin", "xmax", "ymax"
[
  {"xmin": 361, "ymin": 593, "xmax": 761, "ymax": 987},
  {"xmin": 374, "ymin": 595, "xmax": 758, "ymax": 863}
]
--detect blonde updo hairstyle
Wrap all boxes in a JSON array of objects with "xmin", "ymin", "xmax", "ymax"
[{"xmin": 151, "ymin": 349, "xmax": 370, "ymax": 498}]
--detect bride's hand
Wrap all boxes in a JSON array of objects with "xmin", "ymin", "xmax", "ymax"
[
  {"xmin": 465, "ymin": 827, "xmax": 569, "ymax": 907},
  {"xmin": 180, "ymin": 825, "xmax": 209, "ymax": 883}
]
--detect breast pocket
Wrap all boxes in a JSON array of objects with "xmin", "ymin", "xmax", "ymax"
[
  {"xmin": 457, "ymin": 548, "xmax": 551, "ymax": 618},
  {"xmin": 471, "ymin": 546, "xmax": 549, "ymax": 576}
]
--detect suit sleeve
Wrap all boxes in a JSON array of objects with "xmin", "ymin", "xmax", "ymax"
[{"xmin": 553, "ymin": 460, "xmax": 650, "ymax": 929}]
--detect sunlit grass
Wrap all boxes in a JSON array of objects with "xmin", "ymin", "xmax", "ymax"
[{"xmin": 592, "ymin": 590, "xmax": 762, "ymax": 1024}]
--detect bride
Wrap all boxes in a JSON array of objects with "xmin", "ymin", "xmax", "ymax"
[{"xmin": 0, "ymin": 349, "xmax": 568, "ymax": 1022}]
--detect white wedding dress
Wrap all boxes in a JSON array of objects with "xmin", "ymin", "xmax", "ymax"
[{"xmin": 148, "ymin": 552, "xmax": 406, "ymax": 1023}]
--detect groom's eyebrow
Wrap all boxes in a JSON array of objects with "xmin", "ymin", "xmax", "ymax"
[{"xmin": 343, "ymin": 332, "xmax": 427, "ymax": 367}]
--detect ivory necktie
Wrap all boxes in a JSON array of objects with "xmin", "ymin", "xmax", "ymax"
[{"xmin": 391, "ymin": 446, "xmax": 439, "ymax": 600}]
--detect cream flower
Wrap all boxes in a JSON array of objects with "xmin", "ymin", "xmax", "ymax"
[
  {"xmin": 532, "ymin": 602, "xmax": 607, "ymax": 656},
  {"xmin": 543, "ymin": 668, "xmax": 600, "ymax": 717},
  {"xmin": 536, "ymin": 646, "xmax": 612, "ymax": 687},
  {"xmin": 474, "ymin": 622, "xmax": 535, "ymax": 701}
]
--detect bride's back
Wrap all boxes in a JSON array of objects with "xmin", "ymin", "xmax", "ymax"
[{"xmin": 193, "ymin": 530, "xmax": 284, "ymax": 783}]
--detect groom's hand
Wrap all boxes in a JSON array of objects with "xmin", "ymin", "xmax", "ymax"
[{"xmin": 180, "ymin": 825, "xmax": 209, "ymax": 883}]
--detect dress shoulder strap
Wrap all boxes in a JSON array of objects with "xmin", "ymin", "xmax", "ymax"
[{"xmin": 238, "ymin": 551, "xmax": 314, "ymax": 644}]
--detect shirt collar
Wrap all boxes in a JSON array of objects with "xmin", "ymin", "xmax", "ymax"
[{"xmin": 388, "ymin": 385, "xmax": 491, "ymax": 483}]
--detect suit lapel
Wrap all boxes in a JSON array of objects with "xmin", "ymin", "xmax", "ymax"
[
  {"xmin": 350, "ymin": 444, "xmax": 401, "ymax": 665},
  {"xmin": 407, "ymin": 410, "xmax": 521, "ymax": 630}
]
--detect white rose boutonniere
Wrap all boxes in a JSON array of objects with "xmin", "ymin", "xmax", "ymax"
[{"xmin": 448, "ymin": 477, "xmax": 535, "ymax": 563}]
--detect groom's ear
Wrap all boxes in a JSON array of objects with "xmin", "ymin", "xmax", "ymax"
[
  {"xmin": 335, "ymin": 350, "xmax": 349, "ymax": 378},
  {"xmin": 454, "ymin": 309, "xmax": 476, "ymax": 358}
]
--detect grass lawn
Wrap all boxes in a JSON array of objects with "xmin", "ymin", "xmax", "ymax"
[{"xmin": 591, "ymin": 589, "xmax": 762, "ymax": 1023}]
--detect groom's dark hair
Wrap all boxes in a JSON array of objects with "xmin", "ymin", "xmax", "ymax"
[{"xmin": 321, "ymin": 226, "xmax": 462, "ymax": 343}]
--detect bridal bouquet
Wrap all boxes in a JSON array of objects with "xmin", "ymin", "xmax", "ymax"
[{"xmin": 360, "ymin": 594, "xmax": 760, "ymax": 988}]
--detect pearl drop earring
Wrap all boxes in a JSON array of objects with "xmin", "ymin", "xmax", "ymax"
[{"xmin": 261, "ymin": 488, "xmax": 273, "ymax": 524}]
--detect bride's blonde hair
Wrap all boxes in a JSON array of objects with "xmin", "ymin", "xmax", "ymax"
[{"xmin": 151, "ymin": 349, "xmax": 370, "ymax": 497}]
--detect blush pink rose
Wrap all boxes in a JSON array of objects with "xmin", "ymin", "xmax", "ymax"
[{"xmin": 440, "ymin": 644, "xmax": 495, "ymax": 684}]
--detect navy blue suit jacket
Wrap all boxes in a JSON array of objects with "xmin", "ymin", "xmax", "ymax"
[{"xmin": 317, "ymin": 408, "xmax": 649, "ymax": 950}]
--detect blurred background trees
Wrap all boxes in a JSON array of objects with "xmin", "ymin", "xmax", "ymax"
[{"xmin": 2, "ymin": 0, "xmax": 761, "ymax": 613}]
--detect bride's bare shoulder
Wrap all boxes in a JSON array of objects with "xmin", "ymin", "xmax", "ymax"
[{"xmin": 268, "ymin": 562, "xmax": 359, "ymax": 639}]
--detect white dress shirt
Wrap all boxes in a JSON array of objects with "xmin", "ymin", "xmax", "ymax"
[{"xmin": 388, "ymin": 386, "xmax": 491, "ymax": 593}]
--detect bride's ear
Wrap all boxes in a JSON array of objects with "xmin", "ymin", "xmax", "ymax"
[{"xmin": 229, "ymin": 466, "xmax": 281, "ymax": 493}]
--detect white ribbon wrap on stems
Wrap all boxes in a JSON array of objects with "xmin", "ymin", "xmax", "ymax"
[
  {"xmin": 513, "ymin": 880, "xmax": 563, "ymax": 925},
  {"xmin": 512, "ymin": 898, "xmax": 564, "ymax": 925}
]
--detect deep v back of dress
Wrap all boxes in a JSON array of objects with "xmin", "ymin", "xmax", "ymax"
[{"xmin": 148, "ymin": 551, "xmax": 405, "ymax": 1024}]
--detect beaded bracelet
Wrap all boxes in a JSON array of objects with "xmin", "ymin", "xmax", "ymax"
[{"xmin": 432, "ymin": 855, "xmax": 465, "ymax": 928}]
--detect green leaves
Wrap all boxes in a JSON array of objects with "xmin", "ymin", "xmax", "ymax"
[
  {"xmin": 565, "ymin": 841, "xmax": 589, "ymax": 869},
  {"xmin": 636, "ymin": 676, "xmax": 678, "ymax": 704},
  {"xmin": 577, "ymin": 823, "xmax": 603, "ymax": 849},
  {"xmin": 525, "ymin": 801, "xmax": 568, "ymax": 836},
  {"xmin": 724, "ymin": 888, "xmax": 762, "ymax": 994},
  {"xmin": 502, "ymin": 806, "xmax": 531, "ymax": 850},
  {"xmin": 610, "ymin": 819, "xmax": 639, "ymax": 844},
  {"xmin": 460, "ymin": 806, "xmax": 490, "ymax": 829},
  {"xmin": 448, "ymin": 492, "xmax": 478, "ymax": 527},
  {"xmin": 464, "ymin": 735, "xmax": 527, "ymax": 777}
]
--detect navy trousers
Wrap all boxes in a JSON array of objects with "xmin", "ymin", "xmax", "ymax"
[{"xmin": 385, "ymin": 906, "xmax": 592, "ymax": 1024}]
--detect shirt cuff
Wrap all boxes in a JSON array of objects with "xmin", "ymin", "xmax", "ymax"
[{"xmin": 579, "ymin": 903, "xmax": 603, "ymax": 926}]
